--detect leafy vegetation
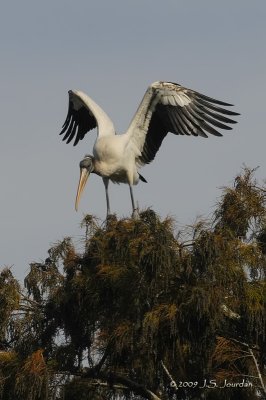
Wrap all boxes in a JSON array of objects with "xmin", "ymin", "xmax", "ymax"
[{"xmin": 0, "ymin": 167, "xmax": 265, "ymax": 399}]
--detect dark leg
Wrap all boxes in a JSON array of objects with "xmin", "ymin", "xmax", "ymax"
[
  {"xmin": 129, "ymin": 184, "xmax": 139, "ymax": 219},
  {"xmin": 103, "ymin": 178, "xmax": 111, "ymax": 217}
]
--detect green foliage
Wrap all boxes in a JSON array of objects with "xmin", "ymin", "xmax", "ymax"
[{"xmin": 0, "ymin": 168, "xmax": 265, "ymax": 399}]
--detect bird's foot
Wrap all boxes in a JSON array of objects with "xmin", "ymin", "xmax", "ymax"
[{"xmin": 132, "ymin": 208, "xmax": 140, "ymax": 220}]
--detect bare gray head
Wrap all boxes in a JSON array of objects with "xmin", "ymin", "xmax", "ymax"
[
  {"xmin": 79, "ymin": 154, "xmax": 94, "ymax": 171},
  {"xmin": 75, "ymin": 155, "xmax": 95, "ymax": 211}
]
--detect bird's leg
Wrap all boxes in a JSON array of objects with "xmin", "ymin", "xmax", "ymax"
[
  {"xmin": 103, "ymin": 178, "xmax": 111, "ymax": 217},
  {"xmin": 129, "ymin": 185, "xmax": 139, "ymax": 219}
]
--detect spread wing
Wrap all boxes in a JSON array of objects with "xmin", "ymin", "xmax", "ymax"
[
  {"xmin": 125, "ymin": 81, "xmax": 240, "ymax": 165},
  {"xmin": 59, "ymin": 90, "xmax": 115, "ymax": 146}
]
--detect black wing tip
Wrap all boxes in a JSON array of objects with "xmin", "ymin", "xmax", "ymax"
[
  {"xmin": 197, "ymin": 92, "xmax": 238, "ymax": 108},
  {"xmin": 222, "ymin": 109, "xmax": 241, "ymax": 117},
  {"xmin": 60, "ymin": 121, "xmax": 68, "ymax": 131},
  {"xmin": 200, "ymin": 96, "xmax": 232, "ymax": 107},
  {"xmin": 61, "ymin": 134, "xmax": 78, "ymax": 146},
  {"xmin": 197, "ymin": 131, "xmax": 209, "ymax": 138}
]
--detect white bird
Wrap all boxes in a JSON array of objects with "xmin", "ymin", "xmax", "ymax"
[{"xmin": 59, "ymin": 81, "xmax": 239, "ymax": 218}]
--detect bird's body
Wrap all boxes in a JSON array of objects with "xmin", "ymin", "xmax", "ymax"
[
  {"xmin": 59, "ymin": 81, "xmax": 239, "ymax": 218},
  {"xmin": 93, "ymin": 134, "xmax": 139, "ymax": 184}
]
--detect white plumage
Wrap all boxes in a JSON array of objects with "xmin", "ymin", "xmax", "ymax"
[{"xmin": 59, "ymin": 81, "xmax": 239, "ymax": 218}]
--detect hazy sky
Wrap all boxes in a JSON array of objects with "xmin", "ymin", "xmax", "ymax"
[{"xmin": 1, "ymin": 1, "xmax": 266, "ymax": 281}]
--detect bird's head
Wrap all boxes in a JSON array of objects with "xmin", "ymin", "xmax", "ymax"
[{"xmin": 75, "ymin": 155, "xmax": 94, "ymax": 211}]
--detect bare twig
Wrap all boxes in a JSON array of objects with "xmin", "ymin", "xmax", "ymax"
[
  {"xmin": 228, "ymin": 337, "xmax": 259, "ymax": 351},
  {"xmin": 227, "ymin": 337, "xmax": 265, "ymax": 396},
  {"xmin": 72, "ymin": 379, "xmax": 128, "ymax": 390},
  {"xmin": 248, "ymin": 347, "xmax": 266, "ymax": 396},
  {"xmin": 160, "ymin": 361, "xmax": 178, "ymax": 391}
]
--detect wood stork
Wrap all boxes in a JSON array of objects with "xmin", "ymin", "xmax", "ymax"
[{"xmin": 59, "ymin": 81, "xmax": 239, "ymax": 218}]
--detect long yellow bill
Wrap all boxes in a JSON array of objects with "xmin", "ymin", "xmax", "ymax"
[{"xmin": 75, "ymin": 168, "xmax": 90, "ymax": 211}]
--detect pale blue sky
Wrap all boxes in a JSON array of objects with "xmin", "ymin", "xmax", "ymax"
[{"xmin": 1, "ymin": 1, "xmax": 266, "ymax": 280}]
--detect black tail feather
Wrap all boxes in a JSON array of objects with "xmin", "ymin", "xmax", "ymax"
[{"xmin": 139, "ymin": 173, "xmax": 147, "ymax": 183}]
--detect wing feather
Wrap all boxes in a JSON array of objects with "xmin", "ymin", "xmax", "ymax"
[
  {"xmin": 193, "ymin": 102, "xmax": 237, "ymax": 124},
  {"xmin": 181, "ymin": 107, "xmax": 206, "ymax": 136},
  {"xmin": 59, "ymin": 90, "xmax": 115, "ymax": 146},
  {"xmin": 126, "ymin": 81, "xmax": 239, "ymax": 165},
  {"xmin": 195, "ymin": 98, "xmax": 239, "ymax": 116}
]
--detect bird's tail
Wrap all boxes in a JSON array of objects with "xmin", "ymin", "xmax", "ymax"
[{"xmin": 139, "ymin": 173, "xmax": 147, "ymax": 183}]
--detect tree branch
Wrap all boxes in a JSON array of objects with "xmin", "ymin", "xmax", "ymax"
[
  {"xmin": 228, "ymin": 337, "xmax": 259, "ymax": 350},
  {"xmin": 87, "ymin": 380, "xmax": 128, "ymax": 390},
  {"xmin": 61, "ymin": 364, "xmax": 161, "ymax": 400},
  {"xmin": 226, "ymin": 337, "xmax": 265, "ymax": 396},
  {"xmin": 58, "ymin": 365, "xmax": 161, "ymax": 400},
  {"xmin": 248, "ymin": 347, "xmax": 266, "ymax": 396},
  {"xmin": 160, "ymin": 361, "xmax": 178, "ymax": 391},
  {"xmin": 81, "ymin": 368, "xmax": 161, "ymax": 400},
  {"xmin": 93, "ymin": 342, "xmax": 112, "ymax": 373}
]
